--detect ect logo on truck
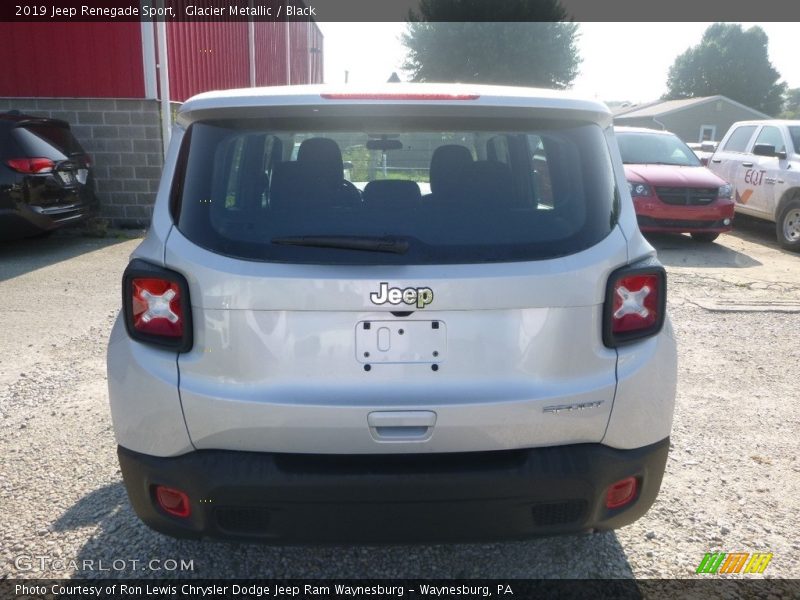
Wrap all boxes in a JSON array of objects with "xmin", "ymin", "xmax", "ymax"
[{"xmin": 370, "ymin": 282, "xmax": 434, "ymax": 309}]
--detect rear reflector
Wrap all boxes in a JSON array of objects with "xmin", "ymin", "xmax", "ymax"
[
  {"xmin": 6, "ymin": 157, "xmax": 55, "ymax": 174},
  {"xmin": 603, "ymin": 260, "xmax": 666, "ymax": 347},
  {"xmin": 122, "ymin": 260, "xmax": 193, "ymax": 352},
  {"xmin": 154, "ymin": 485, "xmax": 191, "ymax": 518},
  {"xmin": 320, "ymin": 93, "xmax": 480, "ymax": 101},
  {"xmin": 606, "ymin": 477, "xmax": 638, "ymax": 509}
]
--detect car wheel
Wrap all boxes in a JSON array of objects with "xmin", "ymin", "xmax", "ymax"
[
  {"xmin": 690, "ymin": 232, "xmax": 719, "ymax": 243},
  {"xmin": 777, "ymin": 196, "xmax": 800, "ymax": 251}
]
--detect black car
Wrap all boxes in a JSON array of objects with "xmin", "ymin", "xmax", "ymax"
[{"xmin": 1, "ymin": 111, "xmax": 98, "ymax": 240}]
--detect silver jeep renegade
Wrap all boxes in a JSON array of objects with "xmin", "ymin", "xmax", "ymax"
[{"xmin": 107, "ymin": 84, "xmax": 677, "ymax": 542}]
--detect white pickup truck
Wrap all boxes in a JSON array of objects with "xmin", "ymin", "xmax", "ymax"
[{"xmin": 708, "ymin": 120, "xmax": 800, "ymax": 250}]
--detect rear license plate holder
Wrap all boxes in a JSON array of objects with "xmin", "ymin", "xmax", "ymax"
[
  {"xmin": 356, "ymin": 320, "xmax": 446, "ymax": 364},
  {"xmin": 57, "ymin": 171, "xmax": 75, "ymax": 185}
]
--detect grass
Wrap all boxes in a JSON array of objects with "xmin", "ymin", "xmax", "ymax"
[{"xmin": 371, "ymin": 170, "xmax": 429, "ymax": 183}]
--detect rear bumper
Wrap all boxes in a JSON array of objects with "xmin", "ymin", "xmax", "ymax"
[
  {"xmin": 118, "ymin": 437, "xmax": 670, "ymax": 543},
  {"xmin": 0, "ymin": 196, "xmax": 96, "ymax": 238},
  {"xmin": 637, "ymin": 216, "xmax": 732, "ymax": 233}
]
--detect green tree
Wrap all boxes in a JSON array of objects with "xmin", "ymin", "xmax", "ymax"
[
  {"xmin": 781, "ymin": 88, "xmax": 800, "ymax": 119},
  {"xmin": 401, "ymin": 0, "xmax": 580, "ymax": 89},
  {"xmin": 664, "ymin": 23, "xmax": 786, "ymax": 115}
]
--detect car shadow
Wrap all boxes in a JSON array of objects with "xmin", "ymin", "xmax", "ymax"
[
  {"xmin": 49, "ymin": 482, "xmax": 639, "ymax": 580},
  {"xmin": 0, "ymin": 231, "xmax": 134, "ymax": 282},
  {"xmin": 727, "ymin": 213, "xmax": 800, "ymax": 257},
  {"xmin": 647, "ymin": 232, "xmax": 762, "ymax": 269}
]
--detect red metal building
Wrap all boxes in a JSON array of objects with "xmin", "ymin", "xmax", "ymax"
[
  {"xmin": 0, "ymin": 18, "xmax": 323, "ymax": 226},
  {"xmin": 0, "ymin": 21, "xmax": 322, "ymax": 226},
  {"xmin": 0, "ymin": 20, "xmax": 323, "ymax": 100}
]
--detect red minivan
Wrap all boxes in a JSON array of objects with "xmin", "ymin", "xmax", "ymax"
[{"xmin": 615, "ymin": 126, "xmax": 734, "ymax": 243}]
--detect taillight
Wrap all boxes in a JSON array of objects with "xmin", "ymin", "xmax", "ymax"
[
  {"xmin": 6, "ymin": 157, "xmax": 55, "ymax": 173},
  {"xmin": 131, "ymin": 278, "xmax": 183, "ymax": 337},
  {"xmin": 603, "ymin": 259, "xmax": 666, "ymax": 347},
  {"xmin": 122, "ymin": 260, "xmax": 192, "ymax": 352}
]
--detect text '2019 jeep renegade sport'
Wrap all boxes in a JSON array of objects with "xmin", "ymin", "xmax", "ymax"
[{"xmin": 107, "ymin": 85, "xmax": 677, "ymax": 543}]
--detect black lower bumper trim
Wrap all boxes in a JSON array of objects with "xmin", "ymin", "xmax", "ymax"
[
  {"xmin": 118, "ymin": 438, "xmax": 670, "ymax": 543},
  {"xmin": 637, "ymin": 215, "xmax": 730, "ymax": 230},
  {"xmin": 0, "ymin": 199, "xmax": 96, "ymax": 239}
]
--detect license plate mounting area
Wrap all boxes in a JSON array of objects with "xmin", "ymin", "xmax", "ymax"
[{"xmin": 355, "ymin": 320, "xmax": 446, "ymax": 364}]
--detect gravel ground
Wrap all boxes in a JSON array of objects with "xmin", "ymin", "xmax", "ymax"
[{"xmin": 1, "ymin": 218, "xmax": 798, "ymax": 580}]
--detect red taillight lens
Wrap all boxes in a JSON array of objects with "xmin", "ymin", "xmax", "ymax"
[
  {"xmin": 155, "ymin": 485, "xmax": 191, "ymax": 518},
  {"xmin": 122, "ymin": 260, "xmax": 192, "ymax": 352},
  {"xmin": 612, "ymin": 274, "xmax": 660, "ymax": 334},
  {"xmin": 131, "ymin": 278, "xmax": 183, "ymax": 338},
  {"xmin": 6, "ymin": 157, "xmax": 55, "ymax": 173},
  {"xmin": 603, "ymin": 262, "xmax": 666, "ymax": 347},
  {"xmin": 606, "ymin": 477, "xmax": 638, "ymax": 509}
]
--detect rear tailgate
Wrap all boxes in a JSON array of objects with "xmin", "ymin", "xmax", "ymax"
[{"xmin": 168, "ymin": 226, "xmax": 626, "ymax": 454}]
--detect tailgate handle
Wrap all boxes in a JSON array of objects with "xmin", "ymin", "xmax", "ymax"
[
  {"xmin": 741, "ymin": 161, "xmax": 754, "ymax": 167},
  {"xmin": 367, "ymin": 411, "xmax": 436, "ymax": 441}
]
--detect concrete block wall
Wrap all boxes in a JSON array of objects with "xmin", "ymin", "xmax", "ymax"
[{"xmin": 0, "ymin": 98, "xmax": 163, "ymax": 227}]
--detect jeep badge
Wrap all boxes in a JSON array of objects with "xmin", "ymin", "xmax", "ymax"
[{"xmin": 370, "ymin": 282, "xmax": 434, "ymax": 309}]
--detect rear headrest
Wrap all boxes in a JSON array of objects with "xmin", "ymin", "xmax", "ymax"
[
  {"xmin": 429, "ymin": 144, "xmax": 473, "ymax": 197},
  {"xmin": 269, "ymin": 161, "xmax": 305, "ymax": 210},
  {"xmin": 297, "ymin": 137, "xmax": 344, "ymax": 186},
  {"xmin": 461, "ymin": 161, "xmax": 514, "ymax": 207},
  {"xmin": 362, "ymin": 180, "xmax": 422, "ymax": 209}
]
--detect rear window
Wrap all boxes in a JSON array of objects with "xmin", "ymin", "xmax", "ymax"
[
  {"xmin": 25, "ymin": 123, "xmax": 84, "ymax": 155},
  {"xmin": 753, "ymin": 126, "xmax": 786, "ymax": 154},
  {"xmin": 722, "ymin": 125, "xmax": 757, "ymax": 153},
  {"xmin": 787, "ymin": 126, "xmax": 800, "ymax": 154},
  {"xmin": 174, "ymin": 117, "xmax": 618, "ymax": 265},
  {"xmin": 10, "ymin": 123, "xmax": 84, "ymax": 160},
  {"xmin": 616, "ymin": 131, "xmax": 701, "ymax": 167}
]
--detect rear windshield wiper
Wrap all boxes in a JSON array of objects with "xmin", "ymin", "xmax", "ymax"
[{"xmin": 271, "ymin": 235, "xmax": 410, "ymax": 254}]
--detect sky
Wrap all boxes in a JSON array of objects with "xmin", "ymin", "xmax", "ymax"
[{"xmin": 317, "ymin": 22, "xmax": 800, "ymax": 105}]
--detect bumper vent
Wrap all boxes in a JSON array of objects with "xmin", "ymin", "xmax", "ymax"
[
  {"xmin": 215, "ymin": 507, "xmax": 272, "ymax": 535},
  {"xmin": 531, "ymin": 500, "xmax": 588, "ymax": 526}
]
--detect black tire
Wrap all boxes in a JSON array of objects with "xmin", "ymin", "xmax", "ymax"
[
  {"xmin": 776, "ymin": 196, "xmax": 800, "ymax": 251},
  {"xmin": 690, "ymin": 232, "xmax": 720, "ymax": 243}
]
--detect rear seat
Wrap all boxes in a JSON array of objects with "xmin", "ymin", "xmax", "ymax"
[
  {"xmin": 362, "ymin": 180, "xmax": 422, "ymax": 209},
  {"xmin": 269, "ymin": 137, "xmax": 360, "ymax": 210},
  {"xmin": 427, "ymin": 144, "xmax": 473, "ymax": 202},
  {"xmin": 426, "ymin": 158, "xmax": 514, "ymax": 208},
  {"xmin": 269, "ymin": 161, "xmax": 307, "ymax": 210},
  {"xmin": 460, "ymin": 160, "xmax": 514, "ymax": 207}
]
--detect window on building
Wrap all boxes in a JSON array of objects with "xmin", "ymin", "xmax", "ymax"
[{"xmin": 699, "ymin": 125, "xmax": 716, "ymax": 142}]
